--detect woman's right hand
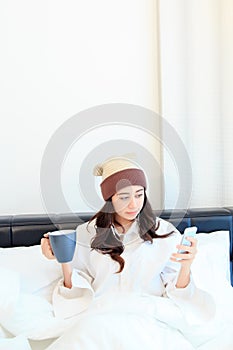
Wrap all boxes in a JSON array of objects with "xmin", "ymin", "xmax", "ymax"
[
  {"xmin": 41, "ymin": 233, "xmax": 55, "ymax": 260},
  {"xmin": 41, "ymin": 233, "xmax": 72, "ymax": 288}
]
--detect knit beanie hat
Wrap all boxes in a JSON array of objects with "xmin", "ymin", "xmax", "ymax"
[{"xmin": 93, "ymin": 155, "xmax": 147, "ymax": 201}]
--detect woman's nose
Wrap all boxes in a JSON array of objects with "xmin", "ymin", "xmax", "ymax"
[{"xmin": 128, "ymin": 196, "xmax": 137, "ymax": 208}]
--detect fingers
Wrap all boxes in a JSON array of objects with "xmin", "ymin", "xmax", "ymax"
[
  {"xmin": 171, "ymin": 252, "xmax": 195, "ymax": 261},
  {"xmin": 40, "ymin": 233, "xmax": 55, "ymax": 260},
  {"xmin": 176, "ymin": 245, "xmax": 197, "ymax": 254},
  {"xmin": 170, "ymin": 237, "xmax": 197, "ymax": 263},
  {"xmin": 187, "ymin": 237, "xmax": 197, "ymax": 246},
  {"xmin": 177, "ymin": 237, "xmax": 197, "ymax": 252}
]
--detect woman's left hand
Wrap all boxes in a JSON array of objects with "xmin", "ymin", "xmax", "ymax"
[{"xmin": 170, "ymin": 237, "xmax": 197, "ymax": 268}]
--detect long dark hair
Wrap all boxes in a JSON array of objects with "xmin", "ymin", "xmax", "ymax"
[{"xmin": 89, "ymin": 191, "xmax": 174, "ymax": 273}]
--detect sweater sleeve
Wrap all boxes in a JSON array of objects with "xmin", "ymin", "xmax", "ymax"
[
  {"xmin": 157, "ymin": 218, "xmax": 216, "ymax": 325},
  {"xmin": 52, "ymin": 269, "xmax": 94, "ymax": 319},
  {"xmin": 52, "ymin": 223, "xmax": 95, "ymax": 319},
  {"xmin": 161, "ymin": 257, "xmax": 216, "ymax": 326}
]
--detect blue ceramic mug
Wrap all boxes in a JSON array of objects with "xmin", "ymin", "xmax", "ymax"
[{"xmin": 49, "ymin": 230, "xmax": 76, "ymax": 263}]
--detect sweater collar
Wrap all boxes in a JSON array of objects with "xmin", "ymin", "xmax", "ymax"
[{"xmin": 112, "ymin": 220, "xmax": 141, "ymax": 245}]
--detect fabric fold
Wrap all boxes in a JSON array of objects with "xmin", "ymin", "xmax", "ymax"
[
  {"xmin": 165, "ymin": 275, "xmax": 216, "ymax": 325},
  {"xmin": 0, "ymin": 267, "xmax": 20, "ymax": 320},
  {"xmin": 52, "ymin": 269, "xmax": 95, "ymax": 319}
]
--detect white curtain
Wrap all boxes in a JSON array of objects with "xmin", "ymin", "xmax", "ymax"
[{"xmin": 158, "ymin": 0, "xmax": 233, "ymax": 209}]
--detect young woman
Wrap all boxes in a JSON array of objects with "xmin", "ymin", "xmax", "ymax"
[{"xmin": 41, "ymin": 156, "xmax": 215, "ymax": 349}]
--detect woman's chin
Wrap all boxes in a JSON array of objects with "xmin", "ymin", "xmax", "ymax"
[{"xmin": 124, "ymin": 213, "xmax": 138, "ymax": 221}]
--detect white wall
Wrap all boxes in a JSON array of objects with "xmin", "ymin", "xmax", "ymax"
[
  {"xmin": 0, "ymin": 0, "xmax": 161, "ymax": 215},
  {"xmin": 159, "ymin": 0, "xmax": 233, "ymax": 209},
  {"xmin": 221, "ymin": 0, "xmax": 233, "ymax": 206}
]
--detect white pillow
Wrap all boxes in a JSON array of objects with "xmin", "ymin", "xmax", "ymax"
[
  {"xmin": 0, "ymin": 245, "xmax": 62, "ymax": 294},
  {"xmin": 192, "ymin": 230, "xmax": 231, "ymax": 287},
  {"xmin": 190, "ymin": 231, "xmax": 233, "ymax": 334}
]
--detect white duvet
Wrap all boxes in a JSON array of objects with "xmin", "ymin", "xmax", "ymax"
[
  {"xmin": 0, "ymin": 230, "xmax": 233, "ymax": 350},
  {"xmin": 0, "ymin": 276, "xmax": 233, "ymax": 350}
]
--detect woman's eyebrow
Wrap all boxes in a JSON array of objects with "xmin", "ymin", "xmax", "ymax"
[{"xmin": 117, "ymin": 189, "xmax": 144, "ymax": 196}]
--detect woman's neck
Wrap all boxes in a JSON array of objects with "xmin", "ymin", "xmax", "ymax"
[{"xmin": 114, "ymin": 215, "xmax": 135, "ymax": 233}]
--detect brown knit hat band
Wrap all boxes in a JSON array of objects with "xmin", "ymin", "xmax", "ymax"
[{"xmin": 100, "ymin": 168, "xmax": 147, "ymax": 201}]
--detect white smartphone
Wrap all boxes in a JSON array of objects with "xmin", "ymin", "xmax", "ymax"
[{"xmin": 178, "ymin": 226, "xmax": 197, "ymax": 254}]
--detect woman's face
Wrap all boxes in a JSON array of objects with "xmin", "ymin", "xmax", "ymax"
[{"xmin": 111, "ymin": 185, "xmax": 145, "ymax": 224}]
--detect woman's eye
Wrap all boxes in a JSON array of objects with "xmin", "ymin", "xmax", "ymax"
[
  {"xmin": 135, "ymin": 194, "xmax": 143, "ymax": 198},
  {"xmin": 119, "ymin": 196, "xmax": 130, "ymax": 201}
]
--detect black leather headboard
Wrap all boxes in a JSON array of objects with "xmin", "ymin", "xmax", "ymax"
[{"xmin": 0, "ymin": 207, "xmax": 232, "ymax": 285}]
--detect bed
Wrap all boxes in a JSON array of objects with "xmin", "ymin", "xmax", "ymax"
[{"xmin": 0, "ymin": 207, "xmax": 233, "ymax": 350}]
